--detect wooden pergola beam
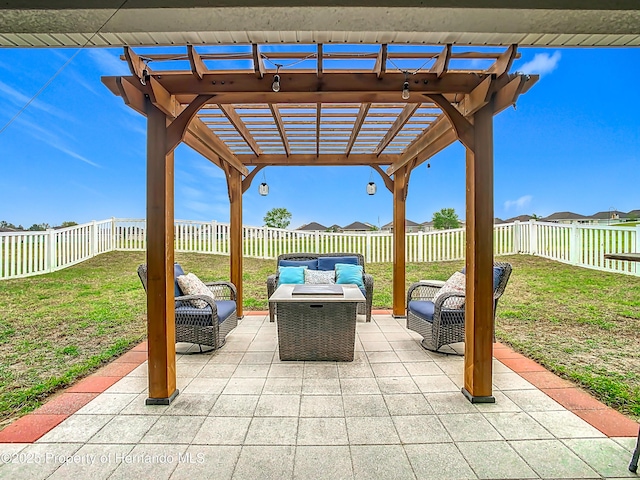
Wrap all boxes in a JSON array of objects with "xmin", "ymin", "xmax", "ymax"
[
  {"xmin": 252, "ymin": 44, "xmax": 265, "ymax": 79},
  {"xmin": 374, "ymin": 44, "xmax": 387, "ymax": 78},
  {"xmin": 188, "ymin": 119, "xmax": 249, "ymax": 175},
  {"xmin": 457, "ymin": 76, "xmax": 493, "ymax": 117},
  {"xmin": 238, "ymin": 153, "xmax": 398, "ymax": 166},
  {"xmin": 219, "ymin": 104, "xmax": 262, "ymax": 157},
  {"xmin": 345, "ymin": 103, "xmax": 370, "ymax": 157},
  {"xmin": 187, "ymin": 45, "xmax": 207, "ymax": 80},
  {"xmin": 241, "ymin": 165, "xmax": 267, "ymax": 194},
  {"xmin": 124, "ymin": 46, "xmax": 150, "ymax": 81},
  {"xmin": 371, "ymin": 164, "xmax": 393, "ymax": 193},
  {"xmin": 430, "ymin": 44, "xmax": 452, "ymax": 78},
  {"xmin": 488, "ymin": 44, "xmax": 518, "ymax": 76},
  {"xmin": 427, "ymin": 94, "xmax": 474, "ymax": 150},
  {"xmin": 269, "ymin": 104, "xmax": 291, "ymax": 157},
  {"xmin": 374, "ymin": 103, "xmax": 420, "ymax": 156},
  {"xmin": 183, "ymin": 131, "xmax": 223, "ymax": 169},
  {"xmin": 317, "ymin": 44, "xmax": 323, "ymax": 79},
  {"xmin": 316, "ymin": 102, "xmax": 321, "ymax": 157}
]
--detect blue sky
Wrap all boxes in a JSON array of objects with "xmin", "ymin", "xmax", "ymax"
[{"xmin": 0, "ymin": 46, "xmax": 638, "ymax": 229}]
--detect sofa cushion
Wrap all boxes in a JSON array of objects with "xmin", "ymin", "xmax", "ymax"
[
  {"xmin": 432, "ymin": 271, "xmax": 466, "ymax": 309},
  {"xmin": 304, "ymin": 269, "xmax": 335, "ymax": 284},
  {"xmin": 335, "ymin": 263, "xmax": 364, "ymax": 289},
  {"xmin": 278, "ymin": 266, "xmax": 306, "ymax": 285},
  {"xmin": 279, "ymin": 259, "xmax": 318, "ymax": 270},
  {"xmin": 174, "ymin": 263, "xmax": 186, "ymax": 297},
  {"xmin": 175, "ymin": 300, "xmax": 236, "ymax": 326},
  {"xmin": 318, "ymin": 256, "xmax": 359, "ymax": 271},
  {"xmin": 408, "ymin": 300, "xmax": 464, "ymax": 325},
  {"xmin": 177, "ymin": 273, "xmax": 214, "ymax": 309}
]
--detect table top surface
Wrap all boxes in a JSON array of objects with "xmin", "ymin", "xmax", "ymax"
[
  {"xmin": 604, "ymin": 253, "xmax": 640, "ymax": 262},
  {"xmin": 269, "ymin": 284, "xmax": 366, "ymax": 303}
]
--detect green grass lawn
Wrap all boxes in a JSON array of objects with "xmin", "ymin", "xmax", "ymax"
[{"xmin": 0, "ymin": 250, "xmax": 638, "ymax": 427}]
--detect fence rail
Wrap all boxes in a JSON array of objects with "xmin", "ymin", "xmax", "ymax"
[{"xmin": 1, "ymin": 218, "xmax": 639, "ymax": 280}]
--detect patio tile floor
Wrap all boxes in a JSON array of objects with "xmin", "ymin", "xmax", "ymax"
[{"xmin": 0, "ymin": 313, "xmax": 637, "ymax": 479}]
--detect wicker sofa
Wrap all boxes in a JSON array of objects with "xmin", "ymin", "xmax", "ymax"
[{"xmin": 267, "ymin": 252, "xmax": 374, "ymax": 322}]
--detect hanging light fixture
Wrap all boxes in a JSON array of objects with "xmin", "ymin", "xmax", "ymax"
[
  {"xmin": 366, "ymin": 168, "xmax": 377, "ymax": 195},
  {"xmin": 401, "ymin": 71, "xmax": 410, "ymax": 100},
  {"xmin": 259, "ymin": 170, "xmax": 269, "ymax": 196},
  {"xmin": 272, "ymin": 65, "xmax": 281, "ymax": 93}
]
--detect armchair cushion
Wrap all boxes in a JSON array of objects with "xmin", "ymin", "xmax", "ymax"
[
  {"xmin": 177, "ymin": 273, "xmax": 214, "ymax": 308},
  {"xmin": 335, "ymin": 263, "xmax": 364, "ymax": 289},
  {"xmin": 279, "ymin": 259, "xmax": 318, "ymax": 270},
  {"xmin": 432, "ymin": 271, "xmax": 466, "ymax": 309},
  {"xmin": 304, "ymin": 269, "xmax": 336, "ymax": 284},
  {"xmin": 175, "ymin": 300, "xmax": 236, "ymax": 326},
  {"xmin": 317, "ymin": 256, "xmax": 359, "ymax": 271},
  {"xmin": 408, "ymin": 300, "xmax": 435, "ymax": 322},
  {"xmin": 174, "ymin": 263, "xmax": 186, "ymax": 297},
  {"xmin": 278, "ymin": 266, "xmax": 306, "ymax": 285}
]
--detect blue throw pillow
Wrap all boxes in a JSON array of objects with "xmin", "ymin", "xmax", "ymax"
[
  {"xmin": 174, "ymin": 263, "xmax": 186, "ymax": 297},
  {"xmin": 460, "ymin": 266, "xmax": 504, "ymax": 291},
  {"xmin": 335, "ymin": 263, "xmax": 364, "ymax": 288},
  {"xmin": 278, "ymin": 266, "xmax": 306, "ymax": 285},
  {"xmin": 279, "ymin": 259, "xmax": 318, "ymax": 270},
  {"xmin": 317, "ymin": 256, "xmax": 359, "ymax": 271}
]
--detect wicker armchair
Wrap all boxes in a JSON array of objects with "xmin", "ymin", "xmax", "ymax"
[
  {"xmin": 267, "ymin": 253, "xmax": 374, "ymax": 322},
  {"xmin": 406, "ymin": 262, "xmax": 512, "ymax": 353},
  {"xmin": 137, "ymin": 263, "xmax": 238, "ymax": 353}
]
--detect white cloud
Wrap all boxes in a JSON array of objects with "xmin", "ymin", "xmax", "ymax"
[
  {"xmin": 191, "ymin": 161, "xmax": 226, "ymax": 180},
  {"xmin": 86, "ymin": 49, "xmax": 130, "ymax": 75},
  {"xmin": 0, "ymin": 79, "xmax": 72, "ymax": 121},
  {"xmin": 519, "ymin": 51, "xmax": 561, "ymax": 76},
  {"xmin": 504, "ymin": 195, "xmax": 532, "ymax": 211}
]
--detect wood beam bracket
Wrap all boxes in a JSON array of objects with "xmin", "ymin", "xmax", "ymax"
[
  {"xmin": 457, "ymin": 75, "xmax": 493, "ymax": 117},
  {"xmin": 166, "ymin": 94, "xmax": 213, "ymax": 154},
  {"xmin": 488, "ymin": 44, "xmax": 518, "ymax": 77},
  {"xmin": 116, "ymin": 77, "xmax": 146, "ymax": 116},
  {"xmin": 371, "ymin": 165, "xmax": 393, "ymax": 193},
  {"xmin": 242, "ymin": 165, "xmax": 268, "ymax": 194},
  {"xmin": 252, "ymin": 44, "xmax": 265, "ymax": 79},
  {"xmin": 187, "ymin": 45, "xmax": 208, "ymax": 80},
  {"xmin": 425, "ymin": 94, "xmax": 475, "ymax": 151},
  {"xmin": 317, "ymin": 44, "xmax": 323, "ymax": 79},
  {"xmin": 124, "ymin": 47, "xmax": 151, "ymax": 86},
  {"xmin": 374, "ymin": 44, "xmax": 387, "ymax": 78},
  {"xmin": 430, "ymin": 44, "xmax": 452, "ymax": 78}
]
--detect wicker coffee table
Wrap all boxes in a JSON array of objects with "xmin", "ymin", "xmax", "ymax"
[{"xmin": 268, "ymin": 284, "xmax": 365, "ymax": 361}]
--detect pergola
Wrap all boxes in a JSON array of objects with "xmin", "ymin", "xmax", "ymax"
[{"xmin": 101, "ymin": 43, "xmax": 537, "ymax": 405}]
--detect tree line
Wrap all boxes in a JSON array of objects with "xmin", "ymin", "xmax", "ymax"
[{"xmin": 0, "ymin": 220, "xmax": 78, "ymax": 231}]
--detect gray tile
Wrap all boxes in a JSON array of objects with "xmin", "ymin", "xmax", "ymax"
[
  {"xmin": 302, "ymin": 378, "xmax": 341, "ymax": 395},
  {"xmin": 239, "ymin": 351, "xmax": 273, "ymax": 364},
  {"xmin": 297, "ymin": 417, "xmax": 349, "ymax": 445},
  {"xmin": 37, "ymin": 414, "xmax": 113, "ymax": 443},
  {"xmin": 104, "ymin": 376, "xmax": 148, "ymax": 394},
  {"xmin": 197, "ymin": 364, "xmax": 237, "ymax": 378},
  {"xmin": 424, "ymin": 392, "xmax": 479, "ymax": 414},
  {"xmin": 492, "ymin": 372, "xmax": 536, "ymax": 390},
  {"xmin": 169, "ymin": 445, "xmax": 241, "ymax": 480},
  {"xmin": 294, "ymin": 446, "xmax": 354, "ymax": 480},
  {"xmin": 340, "ymin": 377, "xmax": 381, "ymax": 395},
  {"xmin": 164, "ymin": 392, "xmax": 217, "ymax": 416},
  {"xmin": 528, "ymin": 410, "xmax": 606, "ymax": 438},
  {"xmin": 192, "ymin": 416, "xmax": 251, "ymax": 445},
  {"xmin": 108, "ymin": 444, "xmax": 187, "ymax": 480},
  {"xmin": 371, "ymin": 363, "xmax": 410, "ymax": 377},
  {"xmin": 438, "ymin": 413, "xmax": 502, "ymax": 442},
  {"xmin": 346, "ymin": 416, "xmax": 400, "ymax": 445},
  {"xmin": 254, "ymin": 394, "xmax": 300, "ymax": 416},
  {"xmin": 222, "ymin": 377, "xmax": 265, "ymax": 394},
  {"xmin": 176, "ymin": 362, "xmax": 204, "ymax": 378},
  {"xmin": 503, "ymin": 389, "xmax": 565, "ymax": 411},
  {"xmin": 563, "ymin": 438, "xmax": 638, "ymax": 478},
  {"xmin": 457, "ymin": 440, "xmax": 538, "ymax": 479},
  {"xmin": 233, "ymin": 445, "xmax": 295, "ymax": 480},
  {"xmin": 405, "ymin": 443, "xmax": 476, "ymax": 480},
  {"xmin": 46, "ymin": 443, "xmax": 133, "ymax": 480},
  {"xmin": 337, "ymin": 363, "xmax": 374, "ymax": 378},
  {"xmin": 75, "ymin": 393, "xmax": 137, "ymax": 415},
  {"xmin": 119, "ymin": 394, "xmax": 169, "ymax": 415},
  {"xmin": 377, "ymin": 377, "xmax": 420, "ymax": 394},
  {"xmin": 128, "ymin": 363, "xmax": 148, "ymax": 377},
  {"xmin": 343, "ymin": 394, "xmax": 389, "ymax": 417},
  {"xmin": 431, "ymin": 358, "xmax": 464, "ymax": 375},
  {"xmin": 366, "ymin": 351, "xmax": 401, "ymax": 363},
  {"xmin": 300, "ymin": 395, "xmax": 345, "ymax": 417},
  {"xmin": 389, "ymin": 340, "xmax": 425, "ymax": 351},
  {"xmin": 0, "ymin": 442, "xmax": 83, "ymax": 480},
  {"xmin": 392, "ymin": 415, "xmax": 453, "ymax": 444},
  {"xmin": 384, "ymin": 394, "xmax": 434, "ymax": 416},
  {"xmin": 263, "ymin": 376, "xmax": 303, "ymax": 394},
  {"xmin": 413, "ymin": 375, "xmax": 459, "ymax": 393},
  {"xmin": 88, "ymin": 415, "xmax": 159, "ymax": 444},
  {"xmin": 473, "ymin": 390, "xmax": 522, "ymax": 413},
  {"xmin": 361, "ymin": 341, "xmax": 394, "ymax": 351},
  {"xmin": 244, "ymin": 417, "xmax": 298, "ymax": 445},
  {"xmin": 208, "ymin": 351, "xmax": 244, "ymax": 365},
  {"xmin": 612, "ymin": 436, "xmax": 639, "ymax": 452},
  {"xmin": 268, "ymin": 364, "xmax": 304, "ymax": 378},
  {"xmin": 510, "ymin": 439, "xmax": 599, "ymax": 478},
  {"xmin": 483, "ymin": 411, "xmax": 553, "ymax": 440},
  {"xmin": 140, "ymin": 415, "xmax": 205, "ymax": 444},
  {"xmin": 181, "ymin": 377, "xmax": 228, "ymax": 394},
  {"xmin": 395, "ymin": 350, "xmax": 432, "ymax": 362},
  {"xmin": 232, "ymin": 364, "xmax": 270, "ymax": 378},
  {"xmin": 304, "ymin": 363, "xmax": 339, "ymax": 378},
  {"xmin": 403, "ymin": 361, "xmax": 444, "ymax": 376},
  {"xmin": 211, "ymin": 395, "xmax": 259, "ymax": 416},
  {"xmin": 351, "ymin": 445, "xmax": 415, "ymax": 480}
]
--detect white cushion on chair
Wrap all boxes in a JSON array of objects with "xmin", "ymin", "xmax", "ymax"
[
  {"xmin": 177, "ymin": 273, "xmax": 214, "ymax": 308},
  {"xmin": 432, "ymin": 271, "xmax": 466, "ymax": 309}
]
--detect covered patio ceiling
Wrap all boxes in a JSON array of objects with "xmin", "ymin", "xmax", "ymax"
[{"xmin": 101, "ymin": 42, "xmax": 537, "ymax": 406}]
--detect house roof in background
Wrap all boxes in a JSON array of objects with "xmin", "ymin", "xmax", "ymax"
[
  {"xmin": 590, "ymin": 210, "xmax": 627, "ymax": 219},
  {"xmin": 341, "ymin": 221, "xmax": 373, "ymax": 230},
  {"xmin": 505, "ymin": 214, "xmax": 534, "ymax": 222},
  {"xmin": 541, "ymin": 211, "xmax": 589, "ymax": 220},
  {"xmin": 381, "ymin": 219, "xmax": 420, "ymax": 228},
  {"xmin": 296, "ymin": 222, "xmax": 327, "ymax": 231}
]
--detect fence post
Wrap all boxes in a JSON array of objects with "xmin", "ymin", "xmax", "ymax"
[
  {"xmin": 315, "ymin": 231, "xmax": 320, "ymax": 254},
  {"xmin": 529, "ymin": 220, "xmax": 538, "ymax": 255},
  {"xmin": 47, "ymin": 229, "xmax": 56, "ymax": 272},
  {"xmin": 569, "ymin": 222, "xmax": 579, "ymax": 265},
  {"xmin": 635, "ymin": 225, "xmax": 640, "ymax": 274},
  {"xmin": 110, "ymin": 217, "xmax": 116, "ymax": 250},
  {"xmin": 211, "ymin": 220, "xmax": 218, "ymax": 254},
  {"xmin": 91, "ymin": 220, "xmax": 98, "ymax": 257},
  {"xmin": 365, "ymin": 233, "xmax": 372, "ymax": 263},
  {"xmin": 513, "ymin": 221, "xmax": 521, "ymax": 254},
  {"xmin": 417, "ymin": 231, "xmax": 424, "ymax": 262}
]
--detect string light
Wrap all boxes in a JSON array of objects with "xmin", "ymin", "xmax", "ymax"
[{"xmin": 271, "ymin": 74, "xmax": 280, "ymax": 93}]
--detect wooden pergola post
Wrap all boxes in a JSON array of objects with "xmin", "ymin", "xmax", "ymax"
[
  {"xmin": 392, "ymin": 165, "xmax": 409, "ymax": 317},
  {"xmin": 462, "ymin": 99, "xmax": 496, "ymax": 403},
  {"xmin": 228, "ymin": 168, "xmax": 244, "ymax": 318},
  {"xmin": 145, "ymin": 99, "xmax": 178, "ymax": 405}
]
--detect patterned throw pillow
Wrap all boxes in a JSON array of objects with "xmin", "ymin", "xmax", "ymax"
[
  {"xmin": 432, "ymin": 271, "xmax": 466, "ymax": 309},
  {"xmin": 304, "ymin": 269, "xmax": 336, "ymax": 284},
  {"xmin": 177, "ymin": 273, "xmax": 214, "ymax": 308}
]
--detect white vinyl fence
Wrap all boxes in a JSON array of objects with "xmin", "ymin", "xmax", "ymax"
[{"xmin": 1, "ymin": 218, "xmax": 639, "ymax": 280}]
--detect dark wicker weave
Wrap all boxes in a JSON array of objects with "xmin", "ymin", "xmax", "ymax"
[
  {"xmin": 276, "ymin": 301, "xmax": 358, "ymax": 361},
  {"xmin": 266, "ymin": 252, "xmax": 374, "ymax": 322},
  {"xmin": 406, "ymin": 262, "xmax": 512, "ymax": 353},
  {"xmin": 137, "ymin": 264, "xmax": 238, "ymax": 352}
]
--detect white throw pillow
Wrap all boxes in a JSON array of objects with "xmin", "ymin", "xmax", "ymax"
[
  {"xmin": 177, "ymin": 272, "xmax": 214, "ymax": 308},
  {"xmin": 304, "ymin": 269, "xmax": 336, "ymax": 284},
  {"xmin": 432, "ymin": 271, "xmax": 466, "ymax": 309}
]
